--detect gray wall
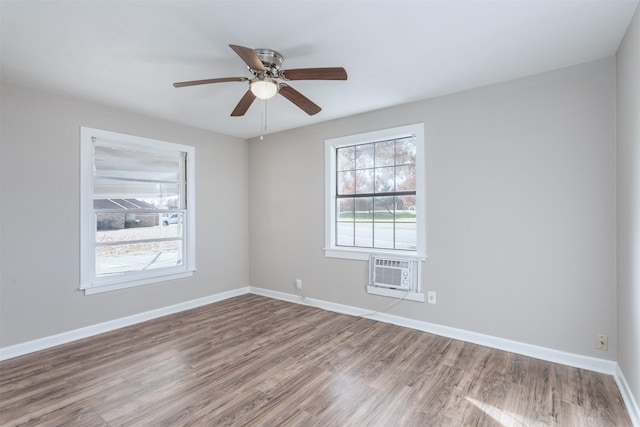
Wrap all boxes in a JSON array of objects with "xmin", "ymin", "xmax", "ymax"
[
  {"xmin": 0, "ymin": 49, "xmax": 629, "ymax": 377},
  {"xmin": 249, "ymin": 58, "xmax": 617, "ymax": 360},
  {"xmin": 0, "ymin": 82, "xmax": 249, "ymax": 347},
  {"xmin": 617, "ymin": 4, "xmax": 640, "ymax": 408}
]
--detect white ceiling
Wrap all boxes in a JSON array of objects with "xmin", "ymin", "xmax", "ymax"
[{"xmin": 1, "ymin": 0, "xmax": 637, "ymax": 139}]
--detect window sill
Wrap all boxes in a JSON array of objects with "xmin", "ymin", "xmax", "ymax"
[
  {"xmin": 81, "ymin": 270, "xmax": 194, "ymax": 295},
  {"xmin": 324, "ymin": 247, "xmax": 426, "ymax": 261}
]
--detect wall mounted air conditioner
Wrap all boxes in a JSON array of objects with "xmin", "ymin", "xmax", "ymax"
[{"xmin": 369, "ymin": 256, "xmax": 418, "ymax": 292}]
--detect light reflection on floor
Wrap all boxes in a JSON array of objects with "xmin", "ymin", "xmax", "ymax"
[{"xmin": 465, "ymin": 397, "xmax": 532, "ymax": 427}]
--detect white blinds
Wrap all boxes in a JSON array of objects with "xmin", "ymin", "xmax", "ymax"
[{"xmin": 93, "ymin": 139, "xmax": 186, "ymax": 207}]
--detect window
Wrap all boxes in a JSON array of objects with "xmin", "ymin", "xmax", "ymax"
[
  {"xmin": 325, "ymin": 123, "xmax": 426, "ymax": 261},
  {"xmin": 80, "ymin": 127, "xmax": 195, "ymax": 294}
]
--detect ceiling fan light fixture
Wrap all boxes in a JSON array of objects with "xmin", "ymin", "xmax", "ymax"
[{"xmin": 250, "ymin": 78, "xmax": 278, "ymax": 100}]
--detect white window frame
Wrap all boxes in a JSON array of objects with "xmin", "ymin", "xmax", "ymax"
[
  {"xmin": 324, "ymin": 123, "xmax": 427, "ymax": 261},
  {"xmin": 80, "ymin": 127, "xmax": 196, "ymax": 294}
]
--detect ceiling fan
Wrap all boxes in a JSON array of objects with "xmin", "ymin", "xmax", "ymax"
[{"xmin": 173, "ymin": 44, "xmax": 347, "ymax": 117}]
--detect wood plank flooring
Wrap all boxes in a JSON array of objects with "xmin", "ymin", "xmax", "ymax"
[{"xmin": 0, "ymin": 294, "xmax": 632, "ymax": 426}]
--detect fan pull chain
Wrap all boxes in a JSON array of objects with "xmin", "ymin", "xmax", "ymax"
[
  {"xmin": 260, "ymin": 111, "xmax": 264, "ymax": 140},
  {"xmin": 264, "ymin": 98, "xmax": 268, "ymax": 132},
  {"xmin": 259, "ymin": 99, "xmax": 268, "ymax": 140}
]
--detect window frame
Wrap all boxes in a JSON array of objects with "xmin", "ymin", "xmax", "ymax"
[
  {"xmin": 80, "ymin": 127, "xmax": 196, "ymax": 294},
  {"xmin": 325, "ymin": 123, "xmax": 426, "ymax": 261}
]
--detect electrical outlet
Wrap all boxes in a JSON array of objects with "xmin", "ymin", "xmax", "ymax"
[
  {"xmin": 596, "ymin": 334, "xmax": 608, "ymax": 351},
  {"xmin": 427, "ymin": 291, "xmax": 436, "ymax": 304},
  {"xmin": 295, "ymin": 279, "xmax": 303, "ymax": 290}
]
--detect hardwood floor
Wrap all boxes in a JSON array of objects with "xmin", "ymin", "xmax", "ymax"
[{"xmin": 0, "ymin": 294, "xmax": 632, "ymax": 426}]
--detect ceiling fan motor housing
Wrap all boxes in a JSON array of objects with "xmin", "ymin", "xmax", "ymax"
[{"xmin": 253, "ymin": 48, "xmax": 284, "ymax": 75}]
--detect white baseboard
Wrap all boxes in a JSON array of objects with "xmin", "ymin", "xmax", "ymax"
[
  {"xmin": 248, "ymin": 286, "xmax": 617, "ymax": 375},
  {"xmin": 0, "ymin": 287, "xmax": 249, "ymax": 361},
  {"xmin": 615, "ymin": 364, "xmax": 640, "ymax": 427},
  {"xmin": 0, "ymin": 284, "xmax": 624, "ymax": 377}
]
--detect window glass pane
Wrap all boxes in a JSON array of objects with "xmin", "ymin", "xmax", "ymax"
[
  {"xmin": 160, "ymin": 212, "xmax": 183, "ymax": 227},
  {"xmin": 395, "ymin": 164, "xmax": 416, "ymax": 191},
  {"xmin": 374, "ymin": 196, "xmax": 397, "ymax": 249},
  {"xmin": 396, "ymin": 196, "xmax": 416, "ymax": 222},
  {"xmin": 96, "ymin": 213, "xmax": 183, "ymax": 251},
  {"xmin": 395, "ymin": 222, "xmax": 417, "ymax": 250},
  {"xmin": 354, "ymin": 197, "xmax": 373, "ymax": 219},
  {"xmin": 337, "ymin": 198, "xmax": 355, "ymax": 222},
  {"xmin": 374, "ymin": 222, "xmax": 395, "ymax": 249},
  {"xmin": 374, "ymin": 166, "xmax": 395, "ymax": 193},
  {"xmin": 96, "ymin": 240, "xmax": 183, "ymax": 277},
  {"xmin": 93, "ymin": 179, "xmax": 182, "ymax": 208},
  {"xmin": 336, "ymin": 222, "xmax": 354, "ymax": 246},
  {"xmin": 355, "ymin": 169, "xmax": 374, "ymax": 194},
  {"xmin": 355, "ymin": 144, "xmax": 374, "ymax": 169},
  {"xmin": 373, "ymin": 196, "xmax": 395, "ymax": 221},
  {"xmin": 337, "ymin": 146, "xmax": 355, "ymax": 171},
  {"xmin": 354, "ymin": 222, "xmax": 373, "ymax": 247},
  {"xmin": 94, "ymin": 198, "xmax": 153, "ymax": 211},
  {"xmin": 395, "ymin": 138, "xmax": 416, "ymax": 165},
  {"xmin": 337, "ymin": 171, "xmax": 355, "ymax": 195},
  {"xmin": 96, "ymin": 212, "xmax": 183, "ymax": 238},
  {"xmin": 375, "ymin": 140, "xmax": 395, "ymax": 167}
]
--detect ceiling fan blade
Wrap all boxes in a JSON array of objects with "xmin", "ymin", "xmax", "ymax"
[
  {"xmin": 278, "ymin": 84, "xmax": 321, "ymax": 116},
  {"xmin": 279, "ymin": 67, "xmax": 347, "ymax": 81},
  {"xmin": 173, "ymin": 77, "xmax": 248, "ymax": 88},
  {"xmin": 231, "ymin": 90, "xmax": 256, "ymax": 116},
  {"xmin": 229, "ymin": 44, "xmax": 265, "ymax": 71}
]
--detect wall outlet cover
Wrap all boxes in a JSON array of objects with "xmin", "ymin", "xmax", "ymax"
[
  {"xmin": 427, "ymin": 291, "xmax": 436, "ymax": 304},
  {"xmin": 596, "ymin": 334, "xmax": 608, "ymax": 351}
]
